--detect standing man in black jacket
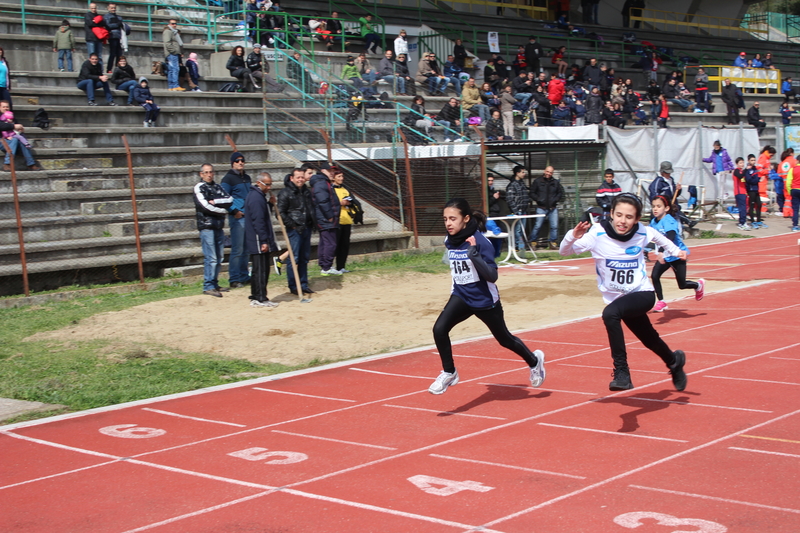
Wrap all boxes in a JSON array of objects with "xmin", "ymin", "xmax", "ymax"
[
  {"xmin": 245, "ymin": 172, "xmax": 279, "ymax": 308},
  {"xmin": 84, "ymin": 3, "xmax": 104, "ymax": 69},
  {"xmin": 103, "ymin": 3, "xmax": 124, "ymax": 74},
  {"xmin": 309, "ymin": 162, "xmax": 341, "ymax": 275},
  {"xmin": 530, "ymin": 166, "xmax": 566, "ymax": 249},
  {"xmin": 277, "ymin": 168, "xmax": 316, "ymax": 295},
  {"xmin": 524, "ymin": 35, "xmax": 543, "ymax": 75},
  {"xmin": 193, "ymin": 163, "xmax": 232, "ymax": 298},
  {"xmin": 721, "ymin": 78, "xmax": 740, "ymax": 125}
]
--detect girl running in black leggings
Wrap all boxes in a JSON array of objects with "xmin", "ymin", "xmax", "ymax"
[
  {"xmin": 648, "ymin": 195, "xmax": 705, "ymax": 312},
  {"xmin": 559, "ymin": 194, "xmax": 688, "ymax": 391},
  {"xmin": 429, "ymin": 198, "xmax": 545, "ymax": 395}
]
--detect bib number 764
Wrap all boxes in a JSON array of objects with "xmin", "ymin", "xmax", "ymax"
[{"xmin": 609, "ymin": 268, "xmax": 635, "ymax": 285}]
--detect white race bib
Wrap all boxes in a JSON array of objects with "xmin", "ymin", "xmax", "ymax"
[
  {"xmin": 600, "ymin": 257, "xmax": 640, "ymax": 294},
  {"xmin": 448, "ymin": 249, "xmax": 479, "ymax": 285}
]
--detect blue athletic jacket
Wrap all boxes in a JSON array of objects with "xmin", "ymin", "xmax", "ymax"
[{"xmin": 445, "ymin": 230, "xmax": 499, "ymax": 309}]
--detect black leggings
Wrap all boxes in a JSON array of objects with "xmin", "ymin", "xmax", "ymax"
[
  {"xmin": 433, "ymin": 295, "xmax": 538, "ymax": 373},
  {"xmin": 602, "ymin": 291, "xmax": 676, "ymax": 372},
  {"xmin": 747, "ymin": 189, "xmax": 762, "ymax": 223},
  {"xmin": 651, "ymin": 259, "xmax": 698, "ymax": 300}
]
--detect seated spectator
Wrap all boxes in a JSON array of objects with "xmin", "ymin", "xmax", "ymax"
[
  {"xmin": 443, "ymin": 55, "xmax": 463, "ymax": 96},
  {"xmin": 694, "ymin": 67, "xmax": 709, "ymax": 113},
  {"xmin": 511, "ymin": 71, "xmax": 533, "ymax": 107},
  {"xmin": 662, "ymin": 78, "xmax": 691, "ymax": 111},
  {"xmin": 1, "ymin": 100, "xmax": 40, "ymax": 171},
  {"xmin": 748, "ymin": 101, "xmax": 766, "ymax": 136},
  {"xmin": 462, "ymin": 77, "xmax": 489, "ymax": 123},
  {"xmin": 287, "ymin": 50, "xmax": 313, "ymax": 94},
  {"xmin": 485, "ymin": 109, "xmax": 505, "ymax": 140},
  {"xmin": 552, "ymin": 100, "xmax": 572, "ymax": 126},
  {"xmin": 326, "ymin": 11, "xmax": 346, "ymax": 48},
  {"xmin": 551, "ymin": 46, "xmax": 568, "ymax": 78},
  {"xmin": 603, "ymin": 100, "xmax": 626, "ymax": 128},
  {"xmin": 359, "ymin": 14, "xmax": 379, "ymax": 54},
  {"xmin": 734, "ymin": 52, "xmax": 748, "ymax": 67},
  {"xmin": 439, "ymin": 97, "xmax": 464, "ymax": 141},
  {"xmin": 110, "ymin": 55, "xmax": 137, "ymax": 105},
  {"xmin": 531, "ymin": 84, "xmax": 551, "ymax": 126},
  {"xmin": 77, "ymin": 53, "xmax": 116, "ymax": 106},
  {"xmin": 480, "ymin": 82, "xmax": 500, "ymax": 110},
  {"xmin": 426, "ymin": 53, "xmax": 450, "ymax": 95},
  {"xmin": 548, "ymin": 76, "xmax": 565, "ymax": 107},
  {"xmin": 395, "ymin": 53, "xmax": 416, "ymax": 96},
  {"xmin": 781, "ymin": 102, "xmax": 797, "ymax": 124},
  {"xmin": 378, "ymin": 50, "xmax": 403, "ymax": 94},
  {"xmin": 416, "ymin": 52, "xmax": 447, "ymax": 96},
  {"xmin": 341, "ymin": 55, "xmax": 364, "ymax": 90},
  {"xmin": 132, "ymin": 77, "xmax": 160, "ymax": 127},
  {"xmin": 752, "ymin": 53, "xmax": 764, "ymax": 68},
  {"xmin": 186, "ymin": 52, "xmax": 201, "ymax": 91},
  {"xmin": 782, "ymin": 77, "xmax": 798, "ymax": 103},
  {"xmin": 247, "ymin": 43, "xmax": 283, "ymax": 92},
  {"xmin": 227, "ymin": 45, "xmax": 259, "ymax": 90},
  {"xmin": 308, "ymin": 14, "xmax": 334, "ymax": 51},
  {"xmin": 355, "ymin": 52, "xmax": 379, "ymax": 86},
  {"xmin": 647, "ymin": 78, "xmax": 661, "ymax": 103},
  {"xmin": 763, "ymin": 52, "xmax": 775, "ymax": 69},
  {"xmin": 407, "ymin": 95, "xmax": 449, "ymax": 137}
]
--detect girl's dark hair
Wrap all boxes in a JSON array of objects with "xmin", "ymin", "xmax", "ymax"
[
  {"xmin": 444, "ymin": 198, "xmax": 487, "ymax": 231},
  {"xmin": 735, "ymin": 156, "xmax": 744, "ymax": 163},
  {"xmin": 611, "ymin": 193, "xmax": 643, "ymax": 218},
  {"xmin": 780, "ymin": 148, "xmax": 793, "ymax": 160},
  {"xmin": 413, "ymin": 95, "xmax": 424, "ymax": 104},
  {"xmin": 231, "ymin": 46, "xmax": 244, "ymax": 56},
  {"xmin": 761, "ymin": 145, "xmax": 776, "ymax": 155},
  {"xmin": 651, "ymin": 194, "xmax": 673, "ymax": 213}
]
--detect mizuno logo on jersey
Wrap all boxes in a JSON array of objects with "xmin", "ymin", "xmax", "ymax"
[{"xmin": 606, "ymin": 258, "xmax": 638, "ymax": 269}]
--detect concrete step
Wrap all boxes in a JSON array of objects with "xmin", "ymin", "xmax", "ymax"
[
  {"xmin": 80, "ymin": 198, "xmax": 167, "ymax": 215},
  {"xmin": 106, "ymin": 217, "xmax": 196, "ymax": 237}
]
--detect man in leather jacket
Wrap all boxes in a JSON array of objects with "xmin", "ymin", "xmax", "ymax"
[
  {"xmin": 193, "ymin": 163, "xmax": 232, "ymax": 297},
  {"xmin": 530, "ymin": 166, "xmax": 565, "ymax": 248},
  {"xmin": 277, "ymin": 168, "xmax": 316, "ymax": 295}
]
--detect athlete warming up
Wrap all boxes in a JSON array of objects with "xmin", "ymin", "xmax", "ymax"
[
  {"xmin": 649, "ymin": 195, "xmax": 705, "ymax": 312},
  {"xmin": 559, "ymin": 194, "xmax": 688, "ymax": 392},
  {"xmin": 429, "ymin": 198, "xmax": 546, "ymax": 395}
]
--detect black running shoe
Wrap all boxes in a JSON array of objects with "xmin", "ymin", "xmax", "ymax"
[
  {"xmin": 609, "ymin": 368, "xmax": 634, "ymax": 391},
  {"xmin": 670, "ymin": 350, "xmax": 687, "ymax": 391}
]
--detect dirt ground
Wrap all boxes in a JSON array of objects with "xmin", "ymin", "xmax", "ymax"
[{"xmin": 32, "ymin": 267, "xmax": 748, "ymax": 367}]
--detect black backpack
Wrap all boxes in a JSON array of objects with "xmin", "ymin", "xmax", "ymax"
[
  {"xmin": 346, "ymin": 195, "xmax": 364, "ymax": 225},
  {"xmin": 33, "ymin": 108, "xmax": 50, "ymax": 130},
  {"xmin": 219, "ymin": 82, "xmax": 242, "ymax": 92}
]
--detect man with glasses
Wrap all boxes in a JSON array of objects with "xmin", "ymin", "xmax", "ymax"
[
  {"xmin": 162, "ymin": 19, "xmax": 184, "ymax": 91},
  {"xmin": 221, "ymin": 152, "xmax": 252, "ymax": 288},
  {"xmin": 193, "ymin": 163, "xmax": 232, "ymax": 298}
]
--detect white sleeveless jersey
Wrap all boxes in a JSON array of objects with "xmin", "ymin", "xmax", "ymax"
[{"xmin": 560, "ymin": 223, "xmax": 682, "ymax": 304}]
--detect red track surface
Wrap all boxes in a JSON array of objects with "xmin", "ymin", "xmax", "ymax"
[{"xmin": 2, "ymin": 234, "xmax": 799, "ymax": 532}]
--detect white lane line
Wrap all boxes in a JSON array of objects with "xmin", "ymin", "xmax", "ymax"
[
  {"xmin": 477, "ymin": 383, "xmax": 597, "ymax": 396},
  {"xmin": 454, "ymin": 354, "xmax": 519, "ymax": 362},
  {"xmin": 279, "ymin": 487, "xmax": 506, "ymax": 533},
  {"xmin": 349, "ymin": 368, "xmax": 431, "ymax": 380},
  {"xmin": 1, "ymin": 431, "xmax": 120, "ymax": 459},
  {"xmin": 771, "ymin": 357, "xmax": 800, "ymax": 361},
  {"xmin": 537, "ymin": 423, "xmax": 689, "ymax": 443},
  {"xmin": 0, "ymin": 460, "xmax": 120, "ymax": 491},
  {"xmin": 252, "ymin": 387, "xmax": 356, "ymax": 402},
  {"xmin": 557, "ymin": 363, "xmax": 665, "ymax": 375},
  {"xmin": 142, "ymin": 408, "xmax": 247, "ymax": 427},
  {"xmin": 429, "ymin": 453, "xmax": 586, "ymax": 480},
  {"xmin": 271, "ymin": 430, "xmax": 397, "ymax": 450},
  {"xmin": 605, "ymin": 397, "xmax": 773, "ymax": 414},
  {"xmin": 729, "ymin": 446, "xmax": 800, "ymax": 459},
  {"xmin": 516, "ymin": 340, "xmax": 606, "ymax": 348},
  {"xmin": 483, "ymin": 407, "xmax": 800, "ymax": 527},
  {"xmin": 690, "ymin": 350, "xmax": 742, "ymax": 357},
  {"xmin": 704, "ymin": 376, "xmax": 800, "ymax": 386},
  {"xmin": 628, "ymin": 484, "xmax": 800, "ymax": 515},
  {"xmin": 382, "ymin": 404, "xmax": 507, "ymax": 420},
  {"xmin": 119, "ymin": 491, "xmax": 276, "ymax": 533}
]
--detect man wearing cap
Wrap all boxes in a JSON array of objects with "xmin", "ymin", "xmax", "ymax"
[
  {"xmin": 245, "ymin": 172, "xmax": 279, "ymax": 308},
  {"xmin": 221, "ymin": 152, "xmax": 252, "ymax": 288},
  {"xmin": 247, "ymin": 43, "xmax": 284, "ymax": 92},
  {"xmin": 309, "ymin": 162, "xmax": 341, "ymax": 275},
  {"xmin": 649, "ymin": 161, "xmax": 682, "ymax": 202},
  {"xmin": 734, "ymin": 52, "xmax": 748, "ymax": 68}
]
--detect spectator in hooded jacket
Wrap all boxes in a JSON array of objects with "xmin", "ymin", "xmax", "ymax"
[
  {"xmin": 552, "ymin": 100, "xmax": 572, "ymax": 126},
  {"xmin": 131, "ymin": 77, "xmax": 160, "ymax": 127},
  {"xmin": 245, "ymin": 172, "xmax": 279, "ymax": 308},
  {"xmin": 53, "ymin": 19, "xmax": 76, "ymax": 72},
  {"xmin": 193, "ymin": 163, "xmax": 233, "ymax": 298},
  {"xmin": 186, "ymin": 52, "xmax": 201, "ymax": 91}
]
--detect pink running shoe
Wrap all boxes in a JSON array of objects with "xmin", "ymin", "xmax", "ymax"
[
  {"xmin": 695, "ymin": 278, "xmax": 705, "ymax": 301},
  {"xmin": 653, "ymin": 300, "xmax": 668, "ymax": 312}
]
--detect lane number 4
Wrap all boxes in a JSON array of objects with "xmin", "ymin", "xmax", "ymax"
[{"xmin": 407, "ymin": 475, "xmax": 494, "ymax": 497}]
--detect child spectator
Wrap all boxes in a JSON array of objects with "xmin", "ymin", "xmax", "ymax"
[
  {"xmin": 552, "ymin": 100, "xmax": 572, "ymax": 126},
  {"xmin": 745, "ymin": 154, "xmax": 765, "ymax": 228},
  {"xmin": 52, "ymin": 19, "xmax": 76, "ymax": 72},
  {"xmin": 780, "ymin": 101, "xmax": 796, "ymax": 124},
  {"xmin": 732, "ymin": 157, "xmax": 750, "ymax": 230},
  {"xmin": 186, "ymin": 52, "xmax": 201, "ymax": 91},
  {"xmin": 573, "ymin": 99, "xmax": 586, "ymax": 126},
  {"xmin": 131, "ymin": 76, "xmax": 160, "ymax": 128},
  {"xmin": 770, "ymin": 162, "xmax": 785, "ymax": 212},
  {"xmin": 1, "ymin": 108, "xmax": 30, "ymax": 148},
  {"xmin": 655, "ymin": 94, "xmax": 669, "ymax": 128}
]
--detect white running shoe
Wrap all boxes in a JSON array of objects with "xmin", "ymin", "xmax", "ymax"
[
  {"xmin": 428, "ymin": 370, "xmax": 459, "ymax": 394},
  {"xmin": 530, "ymin": 350, "xmax": 546, "ymax": 387},
  {"xmin": 250, "ymin": 300, "xmax": 279, "ymax": 308}
]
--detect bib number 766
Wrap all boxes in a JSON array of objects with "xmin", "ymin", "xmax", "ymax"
[{"xmin": 609, "ymin": 268, "xmax": 635, "ymax": 285}]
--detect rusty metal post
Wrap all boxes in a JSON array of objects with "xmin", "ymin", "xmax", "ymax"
[
  {"xmin": 3, "ymin": 139, "xmax": 30, "ymax": 296},
  {"xmin": 120, "ymin": 135, "xmax": 145, "ymax": 284},
  {"xmin": 224, "ymin": 133, "xmax": 238, "ymax": 152},
  {"xmin": 471, "ymin": 124, "xmax": 489, "ymax": 215},
  {"xmin": 318, "ymin": 128, "xmax": 333, "ymax": 164},
  {"xmin": 396, "ymin": 127, "xmax": 419, "ymax": 249}
]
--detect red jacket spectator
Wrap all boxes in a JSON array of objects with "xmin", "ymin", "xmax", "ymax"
[{"xmin": 548, "ymin": 77, "xmax": 565, "ymax": 106}]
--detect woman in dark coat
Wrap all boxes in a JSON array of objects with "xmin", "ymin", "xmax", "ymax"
[{"xmin": 226, "ymin": 45, "xmax": 259, "ymax": 90}]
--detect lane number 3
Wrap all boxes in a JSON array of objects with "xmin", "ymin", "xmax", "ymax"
[{"xmin": 614, "ymin": 512, "xmax": 727, "ymax": 532}]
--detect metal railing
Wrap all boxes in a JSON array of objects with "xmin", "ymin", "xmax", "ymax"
[{"xmin": 630, "ymin": 8, "xmax": 767, "ymax": 39}]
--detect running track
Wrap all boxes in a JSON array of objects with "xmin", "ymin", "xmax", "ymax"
[{"xmin": 2, "ymin": 234, "xmax": 799, "ymax": 532}]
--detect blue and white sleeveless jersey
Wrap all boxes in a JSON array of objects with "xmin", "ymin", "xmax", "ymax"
[
  {"xmin": 648, "ymin": 213, "xmax": 689, "ymax": 262},
  {"xmin": 445, "ymin": 230, "xmax": 499, "ymax": 309},
  {"xmin": 560, "ymin": 222, "xmax": 682, "ymax": 304}
]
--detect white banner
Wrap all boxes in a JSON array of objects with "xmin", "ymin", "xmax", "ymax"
[
  {"xmin": 526, "ymin": 124, "xmax": 599, "ymax": 141},
  {"xmin": 721, "ymin": 67, "xmax": 778, "ymax": 90},
  {"xmin": 488, "ymin": 32, "xmax": 500, "ymax": 54}
]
